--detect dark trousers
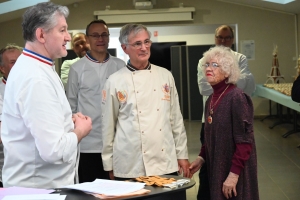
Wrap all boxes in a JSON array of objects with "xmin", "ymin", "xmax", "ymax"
[
  {"xmin": 197, "ymin": 123, "xmax": 211, "ymax": 200},
  {"xmin": 78, "ymin": 153, "xmax": 109, "ymax": 183}
]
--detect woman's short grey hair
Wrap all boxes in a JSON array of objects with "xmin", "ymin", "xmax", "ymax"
[
  {"xmin": 119, "ymin": 24, "xmax": 152, "ymax": 44},
  {"xmin": 202, "ymin": 46, "xmax": 241, "ymax": 84},
  {"xmin": 22, "ymin": 2, "xmax": 69, "ymax": 42}
]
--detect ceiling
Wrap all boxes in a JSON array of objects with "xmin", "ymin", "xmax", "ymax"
[
  {"xmin": 217, "ymin": 0, "xmax": 300, "ymax": 14},
  {"xmin": 0, "ymin": 0, "xmax": 299, "ymax": 24},
  {"xmin": 0, "ymin": 0, "xmax": 84, "ymax": 23}
]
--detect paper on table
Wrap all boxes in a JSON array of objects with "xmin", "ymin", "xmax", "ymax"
[
  {"xmin": 2, "ymin": 194, "xmax": 66, "ymax": 200},
  {"xmin": 63, "ymin": 179, "xmax": 145, "ymax": 196},
  {"xmin": 0, "ymin": 187, "xmax": 55, "ymax": 200}
]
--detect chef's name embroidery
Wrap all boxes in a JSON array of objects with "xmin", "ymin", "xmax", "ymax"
[
  {"xmin": 117, "ymin": 90, "xmax": 127, "ymax": 103},
  {"xmin": 102, "ymin": 90, "xmax": 107, "ymax": 104},
  {"xmin": 162, "ymin": 83, "xmax": 170, "ymax": 101}
]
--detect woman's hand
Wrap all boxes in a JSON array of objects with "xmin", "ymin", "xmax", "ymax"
[
  {"xmin": 189, "ymin": 156, "xmax": 205, "ymax": 176},
  {"xmin": 222, "ymin": 172, "xmax": 239, "ymax": 199}
]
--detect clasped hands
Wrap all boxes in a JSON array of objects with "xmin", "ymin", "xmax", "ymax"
[{"xmin": 72, "ymin": 112, "xmax": 88, "ymax": 122}]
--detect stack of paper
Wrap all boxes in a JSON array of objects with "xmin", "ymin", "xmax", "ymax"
[
  {"xmin": 63, "ymin": 179, "xmax": 148, "ymax": 197},
  {"xmin": 0, "ymin": 187, "xmax": 63, "ymax": 200},
  {"xmin": 2, "ymin": 194, "xmax": 66, "ymax": 200}
]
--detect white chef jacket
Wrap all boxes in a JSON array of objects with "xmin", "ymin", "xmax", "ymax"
[
  {"xmin": 61, "ymin": 57, "xmax": 80, "ymax": 88},
  {"xmin": 0, "ymin": 77, "xmax": 5, "ymax": 182},
  {"xmin": 1, "ymin": 49, "xmax": 78, "ymax": 188},
  {"xmin": 66, "ymin": 53, "xmax": 125, "ymax": 153},
  {"xmin": 197, "ymin": 50, "xmax": 256, "ymax": 122},
  {"xmin": 101, "ymin": 64, "xmax": 188, "ymax": 178}
]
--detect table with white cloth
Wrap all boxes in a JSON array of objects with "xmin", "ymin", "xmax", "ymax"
[{"xmin": 254, "ymin": 84, "xmax": 300, "ymax": 138}]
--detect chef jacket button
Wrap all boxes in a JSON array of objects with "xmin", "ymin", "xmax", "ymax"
[
  {"xmin": 137, "ymin": 91, "xmax": 139, "ymax": 93},
  {"xmin": 160, "ymin": 129, "xmax": 161, "ymax": 131},
  {"xmin": 154, "ymin": 89, "xmax": 156, "ymax": 91},
  {"xmin": 142, "ymin": 131, "xmax": 144, "ymax": 133},
  {"xmin": 144, "ymin": 151, "xmax": 146, "ymax": 154},
  {"xmin": 133, "ymin": 72, "xmax": 135, "ymax": 75},
  {"xmin": 150, "ymin": 71, "xmax": 152, "ymax": 73},
  {"xmin": 157, "ymin": 109, "xmax": 159, "ymax": 111},
  {"xmin": 139, "ymin": 111, "xmax": 141, "ymax": 113},
  {"xmin": 162, "ymin": 149, "xmax": 163, "ymax": 151}
]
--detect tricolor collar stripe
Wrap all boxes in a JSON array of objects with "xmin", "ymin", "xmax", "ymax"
[
  {"xmin": 85, "ymin": 53, "xmax": 99, "ymax": 63},
  {"xmin": 23, "ymin": 48, "xmax": 53, "ymax": 66},
  {"xmin": 85, "ymin": 52, "xmax": 110, "ymax": 63},
  {"xmin": 2, "ymin": 78, "xmax": 6, "ymax": 85}
]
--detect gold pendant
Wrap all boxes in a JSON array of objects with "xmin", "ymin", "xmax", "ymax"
[{"xmin": 208, "ymin": 115, "xmax": 212, "ymax": 124}]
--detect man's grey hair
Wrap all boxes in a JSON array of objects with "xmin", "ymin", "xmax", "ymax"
[
  {"xmin": 119, "ymin": 24, "xmax": 152, "ymax": 45},
  {"xmin": 0, "ymin": 44, "xmax": 23, "ymax": 66},
  {"xmin": 22, "ymin": 2, "xmax": 69, "ymax": 42},
  {"xmin": 202, "ymin": 46, "xmax": 241, "ymax": 84}
]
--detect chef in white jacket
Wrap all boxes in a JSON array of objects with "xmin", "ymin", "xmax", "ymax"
[
  {"xmin": 101, "ymin": 24, "xmax": 191, "ymax": 179},
  {"xmin": 1, "ymin": 2, "xmax": 92, "ymax": 188}
]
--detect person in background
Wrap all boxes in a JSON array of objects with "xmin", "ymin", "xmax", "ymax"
[
  {"xmin": 190, "ymin": 46, "xmax": 259, "ymax": 200},
  {"xmin": 101, "ymin": 23, "xmax": 191, "ymax": 181},
  {"xmin": 66, "ymin": 19, "xmax": 125, "ymax": 183},
  {"xmin": 291, "ymin": 73, "xmax": 300, "ymax": 102},
  {"xmin": 1, "ymin": 2, "xmax": 92, "ymax": 188},
  {"xmin": 0, "ymin": 44, "xmax": 22, "ymax": 187},
  {"xmin": 61, "ymin": 32, "xmax": 90, "ymax": 88},
  {"xmin": 196, "ymin": 25, "xmax": 256, "ymax": 200}
]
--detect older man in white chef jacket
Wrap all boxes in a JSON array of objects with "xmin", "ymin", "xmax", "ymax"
[
  {"xmin": 101, "ymin": 23, "xmax": 191, "ymax": 180},
  {"xmin": 1, "ymin": 2, "xmax": 92, "ymax": 188}
]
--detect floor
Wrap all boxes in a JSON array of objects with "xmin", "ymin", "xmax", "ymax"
[{"xmin": 184, "ymin": 118, "xmax": 300, "ymax": 200}]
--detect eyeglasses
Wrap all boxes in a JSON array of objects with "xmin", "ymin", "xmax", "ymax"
[
  {"xmin": 203, "ymin": 62, "xmax": 220, "ymax": 68},
  {"xmin": 126, "ymin": 39, "xmax": 152, "ymax": 49},
  {"xmin": 88, "ymin": 33, "xmax": 110, "ymax": 40},
  {"xmin": 215, "ymin": 36, "xmax": 232, "ymax": 41}
]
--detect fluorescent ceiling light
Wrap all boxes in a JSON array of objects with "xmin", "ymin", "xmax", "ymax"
[
  {"xmin": 0, "ymin": 0, "xmax": 49, "ymax": 15},
  {"xmin": 262, "ymin": 0, "xmax": 295, "ymax": 4}
]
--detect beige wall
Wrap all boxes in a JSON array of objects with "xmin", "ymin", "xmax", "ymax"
[{"xmin": 0, "ymin": 0, "xmax": 298, "ymax": 116}]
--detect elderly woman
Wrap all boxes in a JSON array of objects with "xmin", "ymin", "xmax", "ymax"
[{"xmin": 190, "ymin": 46, "xmax": 259, "ymax": 200}]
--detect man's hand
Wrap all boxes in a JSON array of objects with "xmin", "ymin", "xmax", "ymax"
[
  {"xmin": 177, "ymin": 159, "xmax": 191, "ymax": 178},
  {"xmin": 109, "ymin": 170, "xmax": 115, "ymax": 180},
  {"xmin": 72, "ymin": 112, "xmax": 86, "ymax": 123},
  {"xmin": 73, "ymin": 112, "xmax": 92, "ymax": 142},
  {"xmin": 222, "ymin": 172, "xmax": 239, "ymax": 199}
]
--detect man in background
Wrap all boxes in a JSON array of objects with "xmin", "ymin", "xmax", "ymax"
[
  {"xmin": 67, "ymin": 19, "xmax": 125, "ymax": 183},
  {"xmin": 0, "ymin": 44, "xmax": 22, "ymax": 187},
  {"xmin": 101, "ymin": 24, "xmax": 190, "ymax": 181},
  {"xmin": 197, "ymin": 24, "xmax": 255, "ymax": 200},
  {"xmin": 2, "ymin": 2, "xmax": 92, "ymax": 188},
  {"xmin": 61, "ymin": 32, "xmax": 90, "ymax": 88}
]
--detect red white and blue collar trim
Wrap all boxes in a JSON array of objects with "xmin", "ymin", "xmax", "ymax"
[
  {"xmin": 23, "ymin": 48, "xmax": 53, "ymax": 66},
  {"xmin": 85, "ymin": 52, "xmax": 110, "ymax": 63},
  {"xmin": 2, "ymin": 77, "xmax": 7, "ymax": 84}
]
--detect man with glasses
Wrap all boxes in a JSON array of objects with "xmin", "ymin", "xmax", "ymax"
[
  {"xmin": 66, "ymin": 19, "xmax": 125, "ymax": 183},
  {"xmin": 101, "ymin": 24, "xmax": 191, "ymax": 181},
  {"xmin": 196, "ymin": 25, "xmax": 255, "ymax": 200}
]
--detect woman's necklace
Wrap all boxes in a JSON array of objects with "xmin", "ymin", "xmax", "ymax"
[{"xmin": 207, "ymin": 85, "xmax": 230, "ymax": 124}]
